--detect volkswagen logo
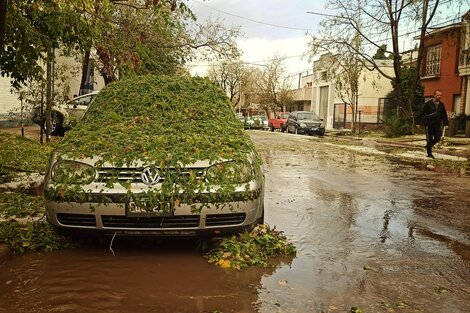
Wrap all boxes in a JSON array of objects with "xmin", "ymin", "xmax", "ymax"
[{"xmin": 141, "ymin": 167, "xmax": 161, "ymax": 185}]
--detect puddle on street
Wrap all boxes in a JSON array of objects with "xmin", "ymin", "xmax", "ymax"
[
  {"xmin": 0, "ymin": 239, "xmax": 292, "ymax": 313},
  {"xmin": 1, "ymin": 131, "xmax": 469, "ymax": 312}
]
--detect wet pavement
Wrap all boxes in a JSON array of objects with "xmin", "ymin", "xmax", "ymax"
[{"xmin": 1, "ymin": 130, "xmax": 470, "ymax": 312}]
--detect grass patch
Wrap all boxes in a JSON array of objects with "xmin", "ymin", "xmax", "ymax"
[
  {"xmin": 0, "ymin": 133, "xmax": 53, "ymax": 180},
  {"xmin": 206, "ymin": 224, "xmax": 296, "ymax": 270}
]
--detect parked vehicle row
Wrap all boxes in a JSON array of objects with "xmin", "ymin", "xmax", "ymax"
[
  {"xmin": 238, "ymin": 115, "xmax": 269, "ymax": 130},
  {"xmin": 242, "ymin": 111, "xmax": 325, "ymax": 137}
]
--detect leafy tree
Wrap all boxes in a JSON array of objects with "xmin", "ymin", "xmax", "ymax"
[
  {"xmin": 385, "ymin": 66, "xmax": 425, "ymax": 117},
  {"xmin": 77, "ymin": 2, "xmax": 241, "ymax": 86},
  {"xmin": 0, "ymin": 0, "xmax": 91, "ymax": 89},
  {"xmin": 373, "ymin": 44, "xmax": 389, "ymax": 60},
  {"xmin": 0, "ymin": 0, "xmax": 92, "ymax": 141}
]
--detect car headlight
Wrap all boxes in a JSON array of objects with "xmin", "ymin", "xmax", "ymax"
[
  {"xmin": 206, "ymin": 161, "xmax": 252, "ymax": 184},
  {"xmin": 300, "ymin": 123, "xmax": 307, "ymax": 127},
  {"xmin": 51, "ymin": 160, "xmax": 96, "ymax": 184}
]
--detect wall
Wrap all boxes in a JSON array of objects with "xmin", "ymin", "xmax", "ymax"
[
  {"xmin": 421, "ymin": 25, "xmax": 462, "ymax": 113},
  {"xmin": 0, "ymin": 53, "xmax": 104, "ymax": 115},
  {"xmin": 311, "ymin": 53, "xmax": 394, "ymax": 129},
  {"xmin": 0, "ymin": 77, "xmax": 21, "ymax": 115}
]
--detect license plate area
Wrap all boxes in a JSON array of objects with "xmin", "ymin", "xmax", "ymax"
[{"xmin": 126, "ymin": 197, "xmax": 174, "ymax": 217}]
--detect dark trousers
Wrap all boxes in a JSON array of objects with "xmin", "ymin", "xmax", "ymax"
[{"xmin": 425, "ymin": 125, "xmax": 442, "ymax": 155}]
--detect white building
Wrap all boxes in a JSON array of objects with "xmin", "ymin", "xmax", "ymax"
[
  {"xmin": 310, "ymin": 53, "xmax": 395, "ymax": 130},
  {"xmin": 0, "ymin": 54, "xmax": 104, "ymax": 116}
]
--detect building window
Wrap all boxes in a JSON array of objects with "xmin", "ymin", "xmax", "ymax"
[
  {"xmin": 424, "ymin": 44, "xmax": 441, "ymax": 76},
  {"xmin": 320, "ymin": 71, "xmax": 327, "ymax": 81}
]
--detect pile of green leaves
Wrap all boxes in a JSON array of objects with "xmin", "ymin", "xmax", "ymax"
[
  {"xmin": 49, "ymin": 75, "xmax": 262, "ymax": 212},
  {"xmin": 206, "ymin": 224, "xmax": 296, "ymax": 270},
  {"xmin": 0, "ymin": 133, "xmax": 53, "ymax": 182},
  {"xmin": 0, "ymin": 220, "xmax": 77, "ymax": 254},
  {"xmin": 0, "ymin": 192, "xmax": 45, "ymax": 218},
  {"xmin": 0, "ymin": 192, "xmax": 76, "ymax": 254}
]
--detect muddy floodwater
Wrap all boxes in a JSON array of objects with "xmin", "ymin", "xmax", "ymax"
[{"xmin": 1, "ymin": 131, "xmax": 469, "ymax": 312}]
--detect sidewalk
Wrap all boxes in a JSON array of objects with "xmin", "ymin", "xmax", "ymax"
[{"xmin": 326, "ymin": 131, "xmax": 470, "ymax": 162}]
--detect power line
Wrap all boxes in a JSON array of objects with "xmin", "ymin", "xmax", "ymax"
[{"xmin": 192, "ymin": 0, "xmax": 314, "ymax": 32}]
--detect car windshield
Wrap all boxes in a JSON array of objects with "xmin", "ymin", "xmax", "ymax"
[
  {"xmin": 297, "ymin": 112, "xmax": 320, "ymax": 120},
  {"xmin": 281, "ymin": 113, "xmax": 290, "ymax": 119}
]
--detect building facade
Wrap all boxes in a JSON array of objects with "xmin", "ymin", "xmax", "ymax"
[
  {"xmin": 0, "ymin": 54, "xmax": 104, "ymax": 116},
  {"xmin": 310, "ymin": 54, "xmax": 394, "ymax": 130}
]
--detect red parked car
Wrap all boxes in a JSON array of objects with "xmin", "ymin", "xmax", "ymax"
[{"xmin": 268, "ymin": 112, "xmax": 290, "ymax": 132}]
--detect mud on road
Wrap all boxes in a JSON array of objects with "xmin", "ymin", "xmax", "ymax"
[{"xmin": 0, "ymin": 130, "xmax": 469, "ymax": 313}]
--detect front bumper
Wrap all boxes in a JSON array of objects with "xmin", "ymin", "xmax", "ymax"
[
  {"xmin": 298, "ymin": 126, "xmax": 325, "ymax": 135},
  {"xmin": 45, "ymin": 190, "xmax": 264, "ymax": 236}
]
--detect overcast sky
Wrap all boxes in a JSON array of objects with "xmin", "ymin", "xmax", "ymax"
[
  {"xmin": 187, "ymin": 0, "xmax": 469, "ymax": 82},
  {"xmin": 187, "ymin": 0, "xmax": 328, "ymax": 80}
]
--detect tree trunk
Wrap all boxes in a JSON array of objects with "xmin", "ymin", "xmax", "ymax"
[
  {"xmin": 408, "ymin": 0, "xmax": 439, "ymax": 134},
  {"xmin": 80, "ymin": 48, "xmax": 91, "ymax": 92},
  {"xmin": 0, "ymin": 0, "xmax": 7, "ymax": 49},
  {"xmin": 45, "ymin": 47, "xmax": 54, "ymax": 143},
  {"xmin": 97, "ymin": 46, "xmax": 116, "ymax": 85}
]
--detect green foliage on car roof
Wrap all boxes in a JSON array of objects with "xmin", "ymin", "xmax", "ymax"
[
  {"xmin": 57, "ymin": 75, "xmax": 253, "ymax": 166},
  {"xmin": 47, "ymin": 75, "xmax": 263, "ymax": 213}
]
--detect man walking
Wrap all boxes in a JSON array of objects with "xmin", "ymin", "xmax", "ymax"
[{"xmin": 419, "ymin": 90, "xmax": 448, "ymax": 158}]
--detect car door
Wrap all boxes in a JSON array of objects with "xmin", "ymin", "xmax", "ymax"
[{"xmin": 286, "ymin": 112, "xmax": 297, "ymax": 133}]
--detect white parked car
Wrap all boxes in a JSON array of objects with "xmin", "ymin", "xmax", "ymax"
[
  {"xmin": 44, "ymin": 75, "xmax": 265, "ymax": 237},
  {"xmin": 31, "ymin": 91, "xmax": 99, "ymax": 136}
]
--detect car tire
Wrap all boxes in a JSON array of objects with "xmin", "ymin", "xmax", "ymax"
[
  {"xmin": 44, "ymin": 112, "xmax": 65, "ymax": 136},
  {"xmin": 280, "ymin": 124, "xmax": 285, "ymax": 132},
  {"xmin": 257, "ymin": 204, "xmax": 265, "ymax": 225},
  {"xmin": 295, "ymin": 127, "xmax": 298, "ymax": 135},
  {"xmin": 269, "ymin": 125, "xmax": 274, "ymax": 132}
]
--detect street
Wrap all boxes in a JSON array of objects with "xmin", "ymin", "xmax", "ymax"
[{"xmin": 1, "ymin": 130, "xmax": 469, "ymax": 312}]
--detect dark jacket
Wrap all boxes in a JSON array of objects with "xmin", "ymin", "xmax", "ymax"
[{"xmin": 419, "ymin": 99, "xmax": 448, "ymax": 128}]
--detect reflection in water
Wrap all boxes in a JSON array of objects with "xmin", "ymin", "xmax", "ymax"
[{"xmin": 0, "ymin": 240, "xmax": 293, "ymax": 313}]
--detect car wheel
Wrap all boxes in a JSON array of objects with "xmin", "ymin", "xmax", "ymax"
[
  {"xmin": 257, "ymin": 204, "xmax": 265, "ymax": 225},
  {"xmin": 280, "ymin": 124, "xmax": 285, "ymax": 132},
  {"xmin": 295, "ymin": 127, "xmax": 298, "ymax": 135},
  {"xmin": 286, "ymin": 125, "xmax": 289, "ymax": 133},
  {"xmin": 45, "ymin": 112, "xmax": 65, "ymax": 136},
  {"xmin": 269, "ymin": 124, "xmax": 274, "ymax": 132}
]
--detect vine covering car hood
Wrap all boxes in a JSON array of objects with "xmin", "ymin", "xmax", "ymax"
[
  {"xmin": 47, "ymin": 75, "xmax": 262, "ymax": 211},
  {"xmin": 56, "ymin": 75, "xmax": 255, "ymax": 166}
]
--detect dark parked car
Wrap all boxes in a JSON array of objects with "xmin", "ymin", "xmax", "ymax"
[
  {"xmin": 285, "ymin": 111, "xmax": 325, "ymax": 136},
  {"xmin": 44, "ymin": 75, "xmax": 264, "ymax": 236}
]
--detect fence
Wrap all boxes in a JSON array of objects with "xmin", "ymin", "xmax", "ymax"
[{"xmin": 333, "ymin": 99, "xmax": 387, "ymax": 129}]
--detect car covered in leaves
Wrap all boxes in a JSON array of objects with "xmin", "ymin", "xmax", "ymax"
[{"xmin": 44, "ymin": 75, "xmax": 265, "ymax": 236}]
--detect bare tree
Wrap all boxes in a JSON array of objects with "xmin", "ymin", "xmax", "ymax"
[
  {"xmin": 208, "ymin": 57, "xmax": 247, "ymax": 107},
  {"xmin": 255, "ymin": 55, "xmax": 294, "ymax": 115},
  {"xmin": 309, "ymin": 0, "xmax": 447, "ymax": 129}
]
